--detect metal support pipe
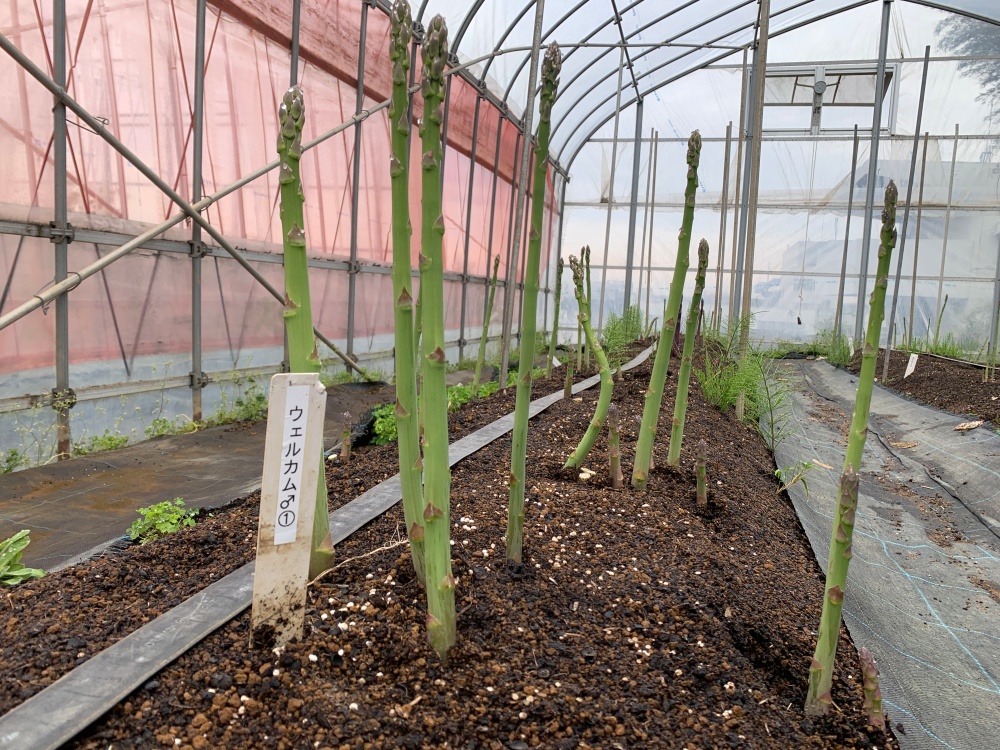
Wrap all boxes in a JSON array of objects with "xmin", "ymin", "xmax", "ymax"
[
  {"xmin": 714, "ymin": 121, "xmax": 732, "ymax": 329},
  {"xmin": 990, "ymin": 235, "xmax": 1000, "ymax": 368},
  {"xmin": 645, "ymin": 130, "xmax": 659, "ymax": 328},
  {"xmin": 936, "ymin": 123, "xmax": 959, "ymax": 322},
  {"xmin": 834, "ymin": 125, "xmax": 860, "ymax": 342},
  {"xmin": 53, "ymin": 0, "xmax": 70, "ymax": 459},
  {"xmin": 622, "ymin": 95, "xmax": 644, "ymax": 312},
  {"xmin": 347, "ymin": 0, "xmax": 370, "ymax": 358},
  {"xmin": 883, "ymin": 45, "xmax": 929, "ymax": 383},
  {"xmin": 636, "ymin": 126, "xmax": 653, "ymax": 322},
  {"xmin": 734, "ymin": 0, "xmax": 771, "ymax": 328},
  {"xmin": 498, "ymin": 0, "xmax": 545, "ymax": 389},
  {"xmin": 853, "ymin": 0, "xmax": 894, "ymax": 342},
  {"xmin": 290, "ymin": 0, "xmax": 301, "ymax": 85},
  {"xmin": 546, "ymin": 176, "xmax": 568, "ymax": 345},
  {"xmin": 596, "ymin": 46, "xmax": 626, "ymax": 332},
  {"xmin": 728, "ymin": 47, "xmax": 749, "ymax": 325},
  {"xmin": 732, "ymin": 39, "xmax": 759, "ymax": 320},
  {"xmin": 909, "ymin": 132, "xmax": 929, "ymax": 342},
  {"xmin": 458, "ymin": 94, "xmax": 482, "ymax": 362},
  {"xmin": 189, "ymin": 0, "xmax": 208, "ymax": 422}
]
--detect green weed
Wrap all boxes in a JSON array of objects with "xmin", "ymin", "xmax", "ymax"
[
  {"xmin": 0, "ymin": 530, "xmax": 45, "ymax": 586},
  {"xmin": 0, "ymin": 448, "xmax": 29, "ymax": 474},
  {"xmin": 127, "ymin": 499, "xmax": 196, "ymax": 544},
  {"xmin": 72, "ymin": 430, "xmax": 129, "ymax": 456}
]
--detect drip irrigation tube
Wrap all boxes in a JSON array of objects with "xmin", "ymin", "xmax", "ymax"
[{"xmin": 0, "ymin": 347, "xmax": 652, "ymax": 750}]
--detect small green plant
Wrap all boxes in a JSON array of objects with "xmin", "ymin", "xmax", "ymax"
[
  {"xmin": 208, "ymin": 376, "xmax": 268, "ymax": 425},
  {"xmin": 144, "ymin": 415, "xmax": 197, "ymax": 439},
  {"xmin": 814, "ymin": 328, "xmax": 852, "ymax": 367},
  {"xmin": 0, "ymin": 448, "xmax": 29, "ymax": 474},
  {"xmin": 0, "ymin": 530, "xmax": 45, "ymax": 585},
  {"xmin": 753, "ymin": 358, "xmax": 794, "ymax": 452},
  {"xmin": 127, "ymin": 499, "xmax": 196, "ymax": 544},
  {"xmin": 371, "ymin": 403, "xmax": 398, "ymax": 446},
  {"xmin": 776, "ymin": 460, "xmax": 814, "ymax": 496},
  {"xmin": 601, "ymin": 304, "xmax": 643, "ymax": 369},
  {"xmin": 695, "ymin": 315, "xmax": 765, "ymax": 415},
  {"xmin": 72, "ymin": 429, "xmax": 130, "ymax": 456}
]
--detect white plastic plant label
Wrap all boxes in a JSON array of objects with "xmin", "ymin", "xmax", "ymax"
[
  {"xmin": 251, "ymin": 373, "xmax": 326, "ymax": 650},
  {"xmin": 904, "ymin": 353, "xmax": 918, "ymax": 379},
  {"xmin": 274, "ymin": 384, "xmax": 311, "ymax": 544}
]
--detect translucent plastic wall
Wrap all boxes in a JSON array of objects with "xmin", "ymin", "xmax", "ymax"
[
  {"xmin": 556, "ymin": 2, "xmax": 1000, "ymax": 351},
  {"xmin": 0, "ymin": 0, "xmax": 557, "ymax": 461}
]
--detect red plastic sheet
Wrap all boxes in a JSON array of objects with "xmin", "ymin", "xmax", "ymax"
[{"xmin": 0, "ymin": 0, "xmax": 558, "ymax": 377}]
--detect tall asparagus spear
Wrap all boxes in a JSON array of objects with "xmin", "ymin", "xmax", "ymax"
[
  {"xmin": 388, "ymin": 0, "xmax": 425, "ymax": 585},
  {"xmin": 667, "ymin": 239, "xmax": 709, "ymax": 466},
  {"xmin": 472, "ymin": 255, "xmax": 501, "ymax": 399},
  {"xmin": 418, "ymin": 14, "xmax": 456, "ymax": 661},
  {"xmin": 276, "ymin": 86, "xmax": 334, "ymax": 578},
  {"xmin": 632, "ymin": 131, "xmax": 701, "ymax": 490},
  {"xmin": 563, "ymin": 251, "xmax": 613, "ymax": 469},
  {"xmin": 805, "ymin": 181, "xmax": 897, "ymax": 715},
  {"xmin": 546, "ymin": 256, "xmax": 564, "ymax": 377},
  {"xmin": 507, "ymin": 42, "xmax": 561, "ymax": 564}
]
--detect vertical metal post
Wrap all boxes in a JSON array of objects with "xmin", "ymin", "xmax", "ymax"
[
  {"xmin": 834, "ymin": 126, "xmax": 860, "ymax": 342},
  {"xmin": 645, "ymin": 130, "xmax": 659, "ymax": 327},
  {"xmin": 909, "ymin": 132, "xmax": 929, "ymax": 342},
  {"xmin": 622, "ymin": 96, "xmax": 644, "ymax": 312},
  {"xmin": 498, "ymin": 0, "xmax": 546, "ymax": 387},
  {"xmin": 53, "ymin": 0, "xmax": 71, "ymax": 459},
  {"xmin": 853, "ymin": 0, "xmax": 894, "ymax": 342},
  {"xmin": 734, "ymin": 0, "xmax": 771, "ymax": 330},
  {"xmin": 347, "ymin": 0, "xmax": 370, "ymax": 358},
  {"xmin": 883, "ymin": 45, "xmax": 929, "ymax": 382},
  {"xmin": 990, "ymin": 235, "xmax": 1000, "ymax": 368},
  {"xmin": 189, "ymin": 0, "xmax": 208, "ymax": 422},
  {"xmin": 936, "ymin": 123, "xmax": 959, "ymax": 320},
  {"xmin": 727, "ymin": 47, "xmax": 749, "ymax": 325},
  {"xmin": 597, "ymin": 47, "xmax": 626, "ymax": 332},
  {"xmin": 714, "ymin": 121, "xmax": 732, "ymax": 329},
  {"xmin": 290, "ymin": 0, "xmax": 301, "ymax": 85},
  {"xmin": 636, "ymin": 127, "xmax": 653, "ymax": 322},
  {"xmin": 546, "ymin": 176, "xmax": 568, "ymax": 345},
  {"xmin": 503, "ymin": 132, "xmax": 524, "ymax": 320},
  {"xmin": 458, "ymin": 94, "xmax": 482, "ymax": 361}
]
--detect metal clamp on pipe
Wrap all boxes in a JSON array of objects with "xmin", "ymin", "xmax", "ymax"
[{"xmin": 48, "ymin": 221, "xmax": 75, "ymax": 245}]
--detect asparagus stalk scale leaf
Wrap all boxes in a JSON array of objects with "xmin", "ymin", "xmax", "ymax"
[
  {"xmin": 563, "ymin": 251, "xmax": 614, "ymax": 469},
  {"xmin": 418, "ymin": 14, "xmax": 456, "ymax": 660},
  {"xmin": 667, "ymin": 239, "xmax": 709, "ymax": 466},
  {"xmin": 507, "ymin": 42, "xmax": 561, "ymax": 563},
  {"xmin": 805, "ymin": 181, "xmax": 898, "ymax": 715},
  {"xmin": 276, "ymin": 85, "xmax": 334, "ymax": 578},
  {"xmin": 631, "ymin": 131, "xmax": 702, "ymax": 490},
  {"xmin": 472, "ymin": 255, "xmax": 501, "ymax": 399},
  {"xmin": 388, "ymin": 0, "xmax": 426, "ymax": 585}
]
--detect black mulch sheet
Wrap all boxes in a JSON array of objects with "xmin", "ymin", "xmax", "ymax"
[
  {"xmin": 849, "ymin": 348, "xmax": 999, "ymax": 426},
  {"xmin": 3, "ymin": 341, "xmax": 897, "ymax": 749}
]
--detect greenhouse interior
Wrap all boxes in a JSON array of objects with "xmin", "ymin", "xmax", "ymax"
[{"xmin": 0, "ymin": 0, "xmax": 998, "ymax": 748}]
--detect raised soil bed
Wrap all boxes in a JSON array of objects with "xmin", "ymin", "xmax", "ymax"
[{"xmin": 3, "ymin": 346, "xmax": 896, "ymax": 749}]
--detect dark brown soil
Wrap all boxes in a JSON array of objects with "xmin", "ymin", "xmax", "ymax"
[
  {"xmin": 848, "ymin": 348, "xmax": 999, "ymax": 426},
  {"xmin": 3, "ymin": 342, "xmax": 896, "ymax": 749}
]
